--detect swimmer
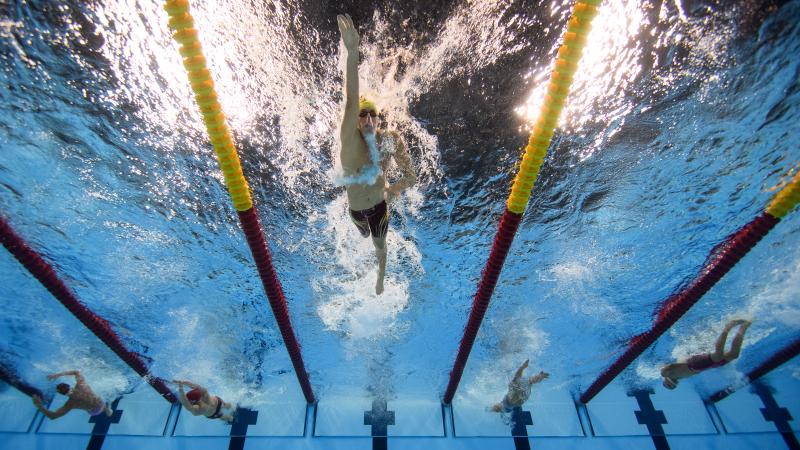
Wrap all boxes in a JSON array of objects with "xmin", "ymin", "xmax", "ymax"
[
  {"xmin": 173, "ymin": 380, "xmax": 234, "ymax": 423},
  {"xmin": 32, "ymin": 370, "xmax": 112, "ymax": 419},
  {"xmin": 336, "ymin": 14, "xmax": 417, "ymax": 295},
  {"xmin": 661, "ymin": 319, "xmax": 751, "ymax": 390},
  {"xmin": 492, "ymin": 359, "xmax": 549, "ymax": 413}
]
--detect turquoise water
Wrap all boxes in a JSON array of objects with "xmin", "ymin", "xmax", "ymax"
[{"xmin": 0, "ymin": 0, "xmax": 798, "ymax": 433}]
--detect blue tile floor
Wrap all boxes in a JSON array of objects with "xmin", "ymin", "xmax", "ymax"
[{"xmin": 1, "ymin": 369, "xmax": 797, "ymax": 450}]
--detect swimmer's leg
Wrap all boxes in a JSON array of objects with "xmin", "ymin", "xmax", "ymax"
[
  {"xmin": 373, "ymin": 235, "xmax": 386, "ymax": 295},
  {"xmin": 713, "ymin": 322, "xmax": 736, "ymax": 360},
  {"xmin": 372, "ymin": 206, "xmax": 390, "ymax": 295},
  {"xmin": 724, "ymin": 321, "xmax": 751, "ymax": 360},
  {"xmin": 349, "ymin": 210, "xmax": 371, "ymax": 238}
]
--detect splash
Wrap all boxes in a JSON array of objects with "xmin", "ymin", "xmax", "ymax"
[
  {"xmin": 741, "ymin": 250, "xmax": 800, "ymax": 327},
  {"xmin": 312, "ymin": 195, "xmax": 422, "ymax": 343},
  {"xmin": 333, "ymin": 132, "xmax": 394, "ymax": 187},
  {"xmin": 515, "ymin": 0, "xmax": 741, "ymax": 160},
  {"xmin": 517, "ymin": 0, "xmax": 648, "ymax": 142},
  {"xmin": 546, "ymin": 252, "xmax": 622, "ymax": 319},
  {"xmin": 32, "ymin": 354, "xmax": 130, "ymax": 402}
]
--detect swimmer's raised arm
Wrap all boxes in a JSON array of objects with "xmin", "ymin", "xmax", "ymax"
[
  {"xmin": 176, "ymin": 380, "xmax": 205, "ymax": 392},
  {"xmin": 337, "ymin": 14, "xmax": 360, "ymax": 142},
  {"xmin": 713, "ymin": 320, "xmax": 748, "ymax": 357}
]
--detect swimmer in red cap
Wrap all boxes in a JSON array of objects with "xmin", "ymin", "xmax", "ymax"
[
  {"xmin": 32, "ymin": 370, "xmax": 112, "ymax": 419},
  {"xmin": 661, "ymin": 319, "xmax": 751, "ymax": 390},
  {"xmin": 173, "ymin": 380, "xmax": 234, "ymax": 423},
  {"xmin": 337, "ymin": 14, "xmax": 417, "ymax": 295}
]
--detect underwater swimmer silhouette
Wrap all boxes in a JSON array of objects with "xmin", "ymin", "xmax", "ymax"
[{"xmin": 661, "ymin": 319, "xmax": 751, "ymax": 389}]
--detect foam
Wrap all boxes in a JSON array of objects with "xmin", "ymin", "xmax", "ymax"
[{"xmin": 312, "ymin": 194, "xmax": 422, "ymax": 345}]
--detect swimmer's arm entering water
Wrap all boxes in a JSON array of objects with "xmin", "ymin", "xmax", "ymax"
[
  {"xmin": 384, "ymin": 131, "xmax": 416, "ymax": 200},
  {"xmin": 337, "ymin": 14, "xmax": 361, "ymax": 173},
  {"xmin": 48, "ymin": 370, "xmax": 82, "ymax": 383},
  {"xmin": 33, "ymin": 395, "xmax": 73, "ymax": 420}
]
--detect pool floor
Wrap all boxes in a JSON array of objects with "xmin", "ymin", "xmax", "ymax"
[{"xmin": 0, "ymin": 370, "xmax": 797, "ymax": 450}]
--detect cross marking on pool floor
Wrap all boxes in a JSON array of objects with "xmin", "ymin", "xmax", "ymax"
[
  {"xmin": 86, "ymin": 398, "xmax": 122, "ymax": 450},
  {"xmin": 630, "ymin": 390, "xmax": 670, "ymax": 450},
  {"xmin": 228, "ymin": 407, "xmax": 258, "ymax": 450},
  {"xmin": 510, "ymin": 406, "xmax": 533, "ymax": 450},
  {"xmin": 364, "ymin": 398, "xmax": 394, "ymax": 450},
  {"xmin": 752, "ymin": 382, "xmax": 799, "ymax": 450}
]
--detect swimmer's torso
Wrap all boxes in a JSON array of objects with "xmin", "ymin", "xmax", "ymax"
[
  {"xmin": 343, "ymin": 132, "xmax": 393, "ymax": 210},
  {"xmin": 67, "ymin": 383, "xmax": 104, "ymax": 411},
  {"xmin": 506, "ymin": 379, "xmax": 532, "ymax": 405}
]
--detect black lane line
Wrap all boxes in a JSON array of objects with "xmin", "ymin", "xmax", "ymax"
[
  {"xmin": 510, "ymin": 406, "xmax": 533, "ymax": 450},
  {"xmin": 364, "ymin": 398, "xmax": 395, "ymax": 450},
  {"xmin": 630, "ymin": 390, "xmax": 670, "ymax": 450},
  {"xmin": 86, "ymin": 398, "xmax": 122, "ymax": 450},
  {"xmin": 752, "ymin": 382, "xmax": 800, "ymax": 450},
  {"xmin": 228, "ymin": 407, "xmax": 258, "ymax": 450}
]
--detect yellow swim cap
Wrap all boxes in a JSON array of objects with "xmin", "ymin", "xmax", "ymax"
[{"xmin": 359, "ymin": 96, "xmax": 377, "ymax": 112}]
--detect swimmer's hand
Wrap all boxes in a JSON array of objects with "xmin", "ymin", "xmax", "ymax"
[
  {"xmin": 337, "ymin": 14, "xmax": 359, "ymax": 52},
  {"xmin": 384, "ymin": 184, "xmax": 402, "ymax": 202},
  {"xmin": 529, "ymin": 370, "xmax": 548, "ymax": 385}
]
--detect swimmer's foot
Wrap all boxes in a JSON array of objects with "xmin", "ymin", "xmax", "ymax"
[{"xmin": 376, "ymin": 276, "xmax": 384, "ymax": 295}]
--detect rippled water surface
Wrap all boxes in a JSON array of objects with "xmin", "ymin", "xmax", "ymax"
[{"xmin": 1, "ymin": 0, "xmax": 798, "ymax": 405}]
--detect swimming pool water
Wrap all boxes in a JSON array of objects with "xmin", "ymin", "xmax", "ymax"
[{"xmin": 0, "ymin": 0, "xmax": 798, "ymax": 448}]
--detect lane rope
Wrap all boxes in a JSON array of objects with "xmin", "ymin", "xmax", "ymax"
[
  {"xmin": 164, "ymin": 0, "xmax": 252, "ymax": 212},
  {"xmin": 444, "ymin": 0, "xmax": 602, "ymax": 404},
  {"xmin": 163, "ymin": 0, "xmax": 316, "ymax": 403},
  {"xmin": 580, "ymin": 166, "xmax": 800, "ymax": 404}
]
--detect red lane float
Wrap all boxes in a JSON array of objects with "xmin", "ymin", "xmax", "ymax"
[
  {"xmin": 237, "ymin": 208, "xmax": 315, "ymax": 403},
  {"xmin": 443, "ymin": 0, "xmax": 602, "ymax": 404},
  {"xmin": 0, "ymin": 216, "xmax": 177, "ymax": 403},
  {"xmin": 443, "ymin": 209, "xmax": 522, "ymax": 404},
  {"xmin": 708, "ymin": 337, "xmax": 800, "ymax": 403},
  {"xmin": 0, "ymin": 363, "xmax": 43, "ymax": 399},
  {"xmin": 579, "ymin": 213, "xmax": 779, "ymax": 404},
  {"xmin": 163, "ymin": 0, "xmax": 315, "ymax": 403}
]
